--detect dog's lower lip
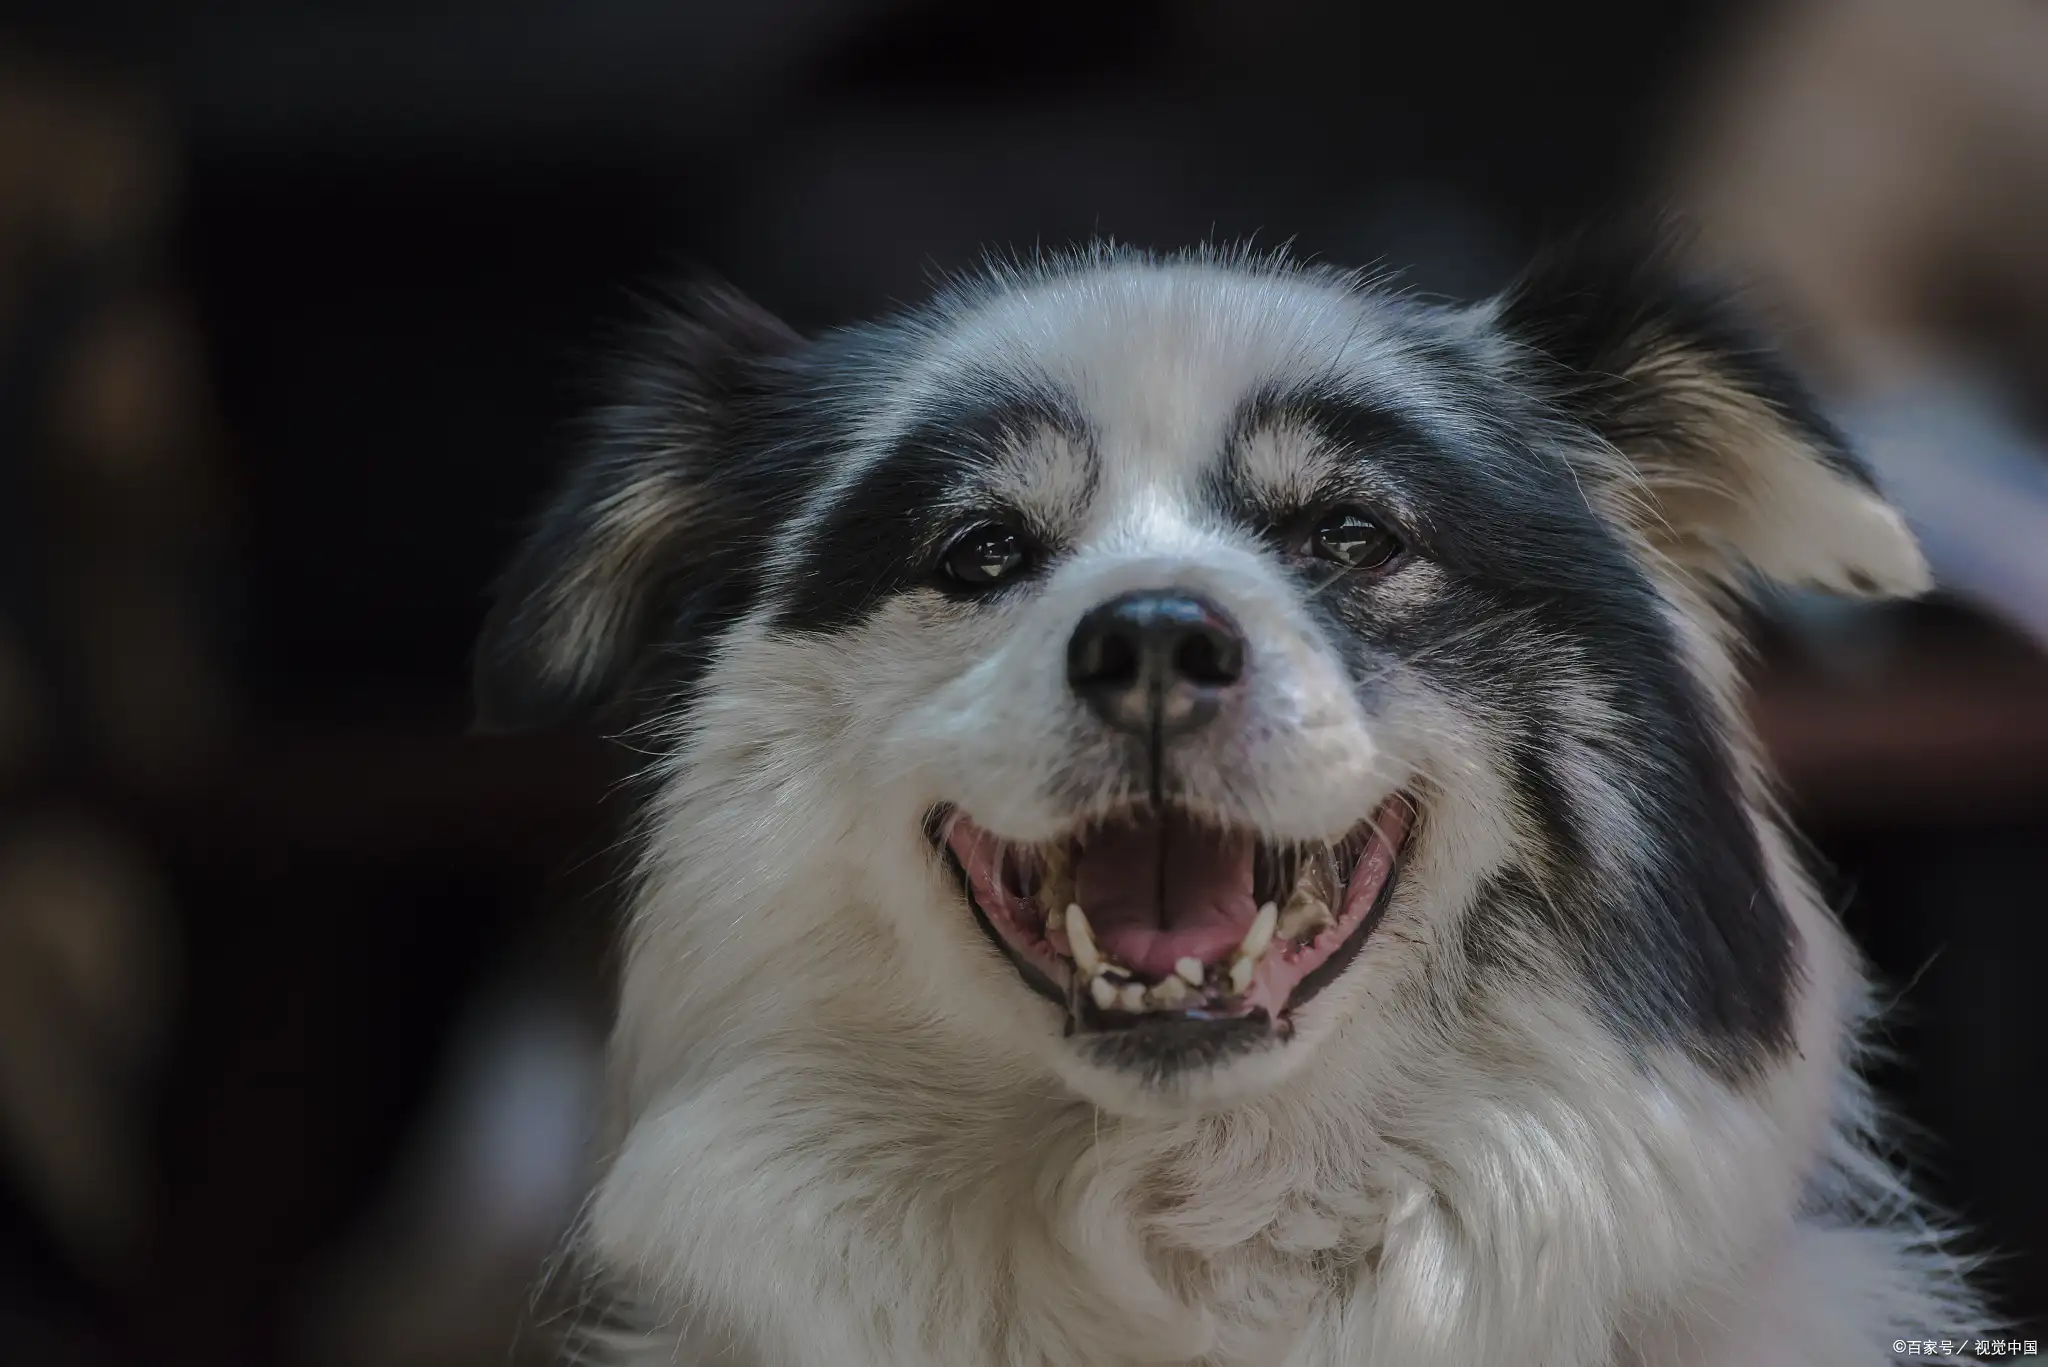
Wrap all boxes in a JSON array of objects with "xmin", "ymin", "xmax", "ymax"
[
  {"xmin": 930, "ymin": 796, "xmax": 1416, "ymax": 1033},
  {"xmin": 950, "ymin": 858, "xmax": 1068, "ymax": 1007}
]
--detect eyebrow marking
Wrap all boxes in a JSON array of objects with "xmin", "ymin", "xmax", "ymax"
[
  {"xmin": 886, "ymin": 383, "xmax": 1093, "ymax": 473},
  {"xmin": 1225, "ymin": 383, "xmax": 1436, "ymax": 461},
  {"xmin": 1210, "ymin": 383, "xmax": 1438, "ymax": 528}
]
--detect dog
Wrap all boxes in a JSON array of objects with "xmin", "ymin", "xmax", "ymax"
[{"xmin": 475, "ymin": 232, "xmax": 1983, "ymax": 1366}]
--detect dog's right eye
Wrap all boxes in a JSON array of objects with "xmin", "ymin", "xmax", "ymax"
[{"xmin": 941, "ymin": 523, "xmax": 1032, "ymax": 586}]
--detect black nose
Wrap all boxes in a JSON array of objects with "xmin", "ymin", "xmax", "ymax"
[{"xmin": 1066, "ymin": 590, "xmax": 1247, "ymax": 738}]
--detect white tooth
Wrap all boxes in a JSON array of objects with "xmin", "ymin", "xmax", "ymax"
[
  {"xmin": 1175, "ymin": 957, "xmax": 1206, "ymax": 987},
  {"xmin": 1067, "ymin": 905, "xmax": 1100, "ymax": 974},
  {"xmin": 1045, "ymin": 904, "xmax": 1065, "ymax": 934},
  {"xmin": 1090, "ymin": 975, "xmax": 1118, "ymax": 1010},
  {"xmin": 1241, "ymin": 901, "xmax": 1278, "ymax": 961},
  {"xmin": 1149, "ymin": 976, "xmax": 1189, "ymax": 1008},
  {"xmin": 1118, "ymin": 983, "xmax": 1146, "ymax": 1012},
  {"xmin": 1228, "ymin": 955, "xmax": 1254, "ymax": 995}
]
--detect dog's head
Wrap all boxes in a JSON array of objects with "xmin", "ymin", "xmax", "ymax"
[{"xmin": 478, "ymin": 237, "xmax": 1927, "ymax": 1117}]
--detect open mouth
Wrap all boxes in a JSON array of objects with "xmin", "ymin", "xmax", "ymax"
[{"xmin": 930, "ymin": 794, "xmax": 1417, "ymax": 1038}]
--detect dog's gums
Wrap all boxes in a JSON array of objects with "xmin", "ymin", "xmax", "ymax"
[{"xmin": 934, "ymin": 795, "xmax": 1416, "ymax": 1033}]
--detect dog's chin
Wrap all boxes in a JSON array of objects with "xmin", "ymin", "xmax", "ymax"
[
  {"xmin": 1049, "ymin": 1011, "xmax": 1333, "ymax": 1117},
  {"xmin": 928, "ymin": 793, "xmax": 1417, "ymax": 1113}
]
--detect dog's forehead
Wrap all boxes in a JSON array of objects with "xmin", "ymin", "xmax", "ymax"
[
  {"xmin": 863, "ymin": 264, "xmax": 1441, "ymax": 518},
  {"xmin": 945, "ymin": 266, "xmax": 1387, "ymax": 422}
]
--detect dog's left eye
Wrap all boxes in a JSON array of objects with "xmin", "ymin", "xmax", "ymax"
[
  {"xmin": 941, "ymin": 523, "xmax": 1031, "ymax": 586},
  {"xmin": 1310, "ymin": 506, "xmax": 1403, "ymax": 570}
]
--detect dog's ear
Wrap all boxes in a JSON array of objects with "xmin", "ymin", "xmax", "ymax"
[
  {"xmin": 1493, "ymin": 226, "xmax": 1930, "ymax": 600},
  {"xmin": 474, "ymin": 282, "xmax": 803, "ymax": 733}
]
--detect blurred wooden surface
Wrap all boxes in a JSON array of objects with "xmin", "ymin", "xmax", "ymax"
[{"xmin": 1760, "ymin": 651, "xmax": 2048, "ymax": 819}]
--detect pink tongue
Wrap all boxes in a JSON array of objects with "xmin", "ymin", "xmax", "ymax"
[{"xmin": 1073, "ymin": 814, "xmax": 1258, "ymax": 979}]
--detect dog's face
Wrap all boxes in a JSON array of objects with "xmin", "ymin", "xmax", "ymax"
[{"xmin": 478, "ymin": 241, "xmax": 1929, "ymax": 1117}]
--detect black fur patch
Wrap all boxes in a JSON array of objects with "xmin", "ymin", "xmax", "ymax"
[{"xmin": 773, "ymin": 381, "xmax": 1090, "ymax": 634}]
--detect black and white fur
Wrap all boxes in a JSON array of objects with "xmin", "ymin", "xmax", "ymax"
[{"xmin": 478, "ymin": 235, "xmax": 1981, "ymax": 1366}]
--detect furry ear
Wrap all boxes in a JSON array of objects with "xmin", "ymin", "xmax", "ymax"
[
  {"xmin": 1493, "ymin": 228, "xmax": 1931, "ymax": 601},
  {"xmin": 473, "ymin": 282, "xmax": 803, "ymax": 732}
]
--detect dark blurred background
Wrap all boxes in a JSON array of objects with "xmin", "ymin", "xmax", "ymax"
[{"xmin": 1, "ymin": 1, "xmax": 2045, "ymax": 1363}]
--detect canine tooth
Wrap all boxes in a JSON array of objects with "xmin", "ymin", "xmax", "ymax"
[
  {"xmin": 1045, "ymin": 904, "xmax": 1065, "ymax": 933},
  {"xmin": 1228, "ymin": 955, "xmax": 1255, "ymax": 995},
  {"xmin": 1118, "ymin": 983, "xmax": 1146, "ymax": 1012},
  {"xmin": 1241, "ymin": 901, "xmax": 1278, "ymax": 961},
  {"xmin": 1149, "ymin": 976, "xmax": 1189, "ymax": 1008},
  {"xmin": 1175, "ymin": 957, "xmax": 1206, "ymax": 987},
  {"xmin": 1278, "ymin": 895, "xmax": 1334, "ymax": 943},
  {"xmin": 1090, "ymin": 976, "xmax": 1119, "ymax": 1010},
  {"xmin": 1038, "ymin": 846, "xmax": 1073, "ymax": 913},
  {"xmin": 1067, "ymin": 905, "xmax": 1100, "ymax": 973}
]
